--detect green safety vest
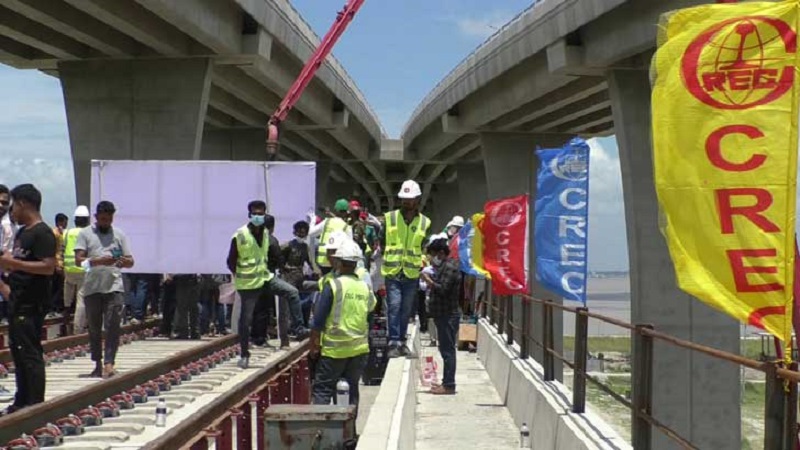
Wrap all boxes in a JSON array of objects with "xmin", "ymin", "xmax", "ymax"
[
  {"xmin": 233, "ymin": 225, "xmax": 273, "ymax": 291},
  {"xmin": 381, "ymin": 210, "xmax": 430, "ymax": 279},
  {"xmin": 63, "ymin": 228, "xmax": 84, "ymax": 274},
  {"xmin": 322, "ymin": 275, "xmax": 376, "ymax": 359},
  {"xmin": 316, "ymin": 217, "xmax": 350, "ymax": 268}
]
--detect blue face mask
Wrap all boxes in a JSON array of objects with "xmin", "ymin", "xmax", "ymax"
[{"xmin": 250, "ymin": 215, "xmax": 265, "ymax": 227}]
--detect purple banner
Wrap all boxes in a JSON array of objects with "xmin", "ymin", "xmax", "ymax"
[{"xmin": 90, "ymin": 161, "xmax": 316, "ymax": 274}]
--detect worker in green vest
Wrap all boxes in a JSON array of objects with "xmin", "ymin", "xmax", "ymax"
[
  {"xmin": 308, "ymin": 199, "xmax": 352, "ymax": 275},
  {"xmin": 63, "ymin": 205, "xmax": 90, "ymax": 332},
  {"xmin": 226, "ymin": 200, "xmax": 310, "ymax": 369},
  {"xmin": 317, "ymin": 231, "xmax": 373, "ymax": 293},
  {"xmin": 310, "ymin": 239, "xmax": 377, "ymax": 407},
  {"xmin": 381, "ymin": 179, "xmax": 431, "ymax": 358}
]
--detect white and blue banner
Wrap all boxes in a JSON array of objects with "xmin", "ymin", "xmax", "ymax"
[
  {"xmin": 534, "ymin": 138, "xmax": 590, "ymax": 303},
  {"xmin": 458, "ymin": 219, "xmax": 480, "ymax": 277}
]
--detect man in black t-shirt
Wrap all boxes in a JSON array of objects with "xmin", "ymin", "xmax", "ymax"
[{"xmin": 0, "ymin": 184, "xmax": 56, "ymax": 416}]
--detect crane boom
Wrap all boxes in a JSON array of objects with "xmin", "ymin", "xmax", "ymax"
[{"xmin": 266, "ymin": 0, "xmax": 366, "ymax": 159}]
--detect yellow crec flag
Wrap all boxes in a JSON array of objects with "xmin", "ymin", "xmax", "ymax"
[
  {"xmin": 471, "ymin": 213, "xmax": 491, "ymax": 280},
  {"xmin": 652, "ymin": 1, "xmax": 800, "ymax": 342}
]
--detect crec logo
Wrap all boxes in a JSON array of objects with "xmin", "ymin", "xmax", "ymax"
[
  {"xmin": 489, "ymin": 201, "xmax": 523, "ymax": 228},
  {"xmin": 681, "ymin": 16, "xmax": 796, "ymax": 110}
]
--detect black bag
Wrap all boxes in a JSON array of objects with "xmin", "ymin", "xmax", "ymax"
[{"xmin": 361, "ymin": 315, "xmax": 390, "ymax": 386}]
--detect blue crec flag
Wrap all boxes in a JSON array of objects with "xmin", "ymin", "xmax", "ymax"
[
  {"xmin": 458, "ymin": 220, "xmax": 480, "ymax": 277},
  {"xmin": 534, "ymin": 137, "xmax": 590, "ymax": 303}
]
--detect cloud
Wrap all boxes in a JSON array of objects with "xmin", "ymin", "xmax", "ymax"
[{"xmin": 455, "ymin": 11, "xmax": 514, "ymax": 39}]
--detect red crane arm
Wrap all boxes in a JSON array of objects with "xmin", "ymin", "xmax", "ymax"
[{"xmin": 266, "ymin": 0, "xmax": 366, "ymax": 157}]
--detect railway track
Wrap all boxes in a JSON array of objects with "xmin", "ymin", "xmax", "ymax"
[{"xmin": 0, "ymin": 323, "xmax": 312, "ymax": 450}]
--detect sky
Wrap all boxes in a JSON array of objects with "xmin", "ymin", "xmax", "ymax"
[{"xmin": 0, "ymin": 0, "xmax": 630, "ymax": 271}]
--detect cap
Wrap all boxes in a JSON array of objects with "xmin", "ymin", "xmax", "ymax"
[
  {"xmin": 74, "ymin": 205, "xmax": 90, "ymax": 218},
  {"xmin": 348, "ymin": 200, "xmax": 362, "ymax": 211},
  {"xmin": 398, "ymin": 180, "xmax": 422, "ymax": 199},
  {"xmin": 334, "ymin": 199, "xmax": 349, "ymax": 212},
  {"xmin": 447, "ymin": 216, "xmax": 465, "ymax": 228},
  {"xmin": 335, "ymin": 240, "xmax": 363, "ymax": 262}
]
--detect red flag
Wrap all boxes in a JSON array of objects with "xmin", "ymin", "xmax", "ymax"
[
  {"xmin": 449, "ymin": 234, "xmax": 460, "ymax": 260},
  {"xmin": 483, "ymin": 195, "xmax": 529, "ymax": 295}
]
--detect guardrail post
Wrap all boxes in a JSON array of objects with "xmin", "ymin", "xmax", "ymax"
[
  {"xmin": 632, "ymin": 324, "xmax": 654, "ymax": 450},
  {"xmin": 482, "ymin": 279, "xmax": 489, "ymax": 319},
  {"xmin": 572, "ymin": 307, "xmax": 589, "ymax": 413},
  {"xmin": 248, "ymin": 394, "xmax": 260, "ymax": 450},
  {"xmin": 229, "ymin": 409, "xmax": 243, "ymax": 450},
  {"xmin": 498, "ymin": 294, "xmax": 506, "ymax": 335},
  {"xmin": 783, "ymin": 362, "xmax": 798, "ymax": 450},
  {"xmin": 765, "ymin": 364, "xmax": 784, "ymax": 450},
  {"xmin": 543, "ymin": 301, "xmax": 555, "ymax": 381},
  {"xmin": 204, "ymin": 427, "xmax": 221, "ymax": 450},
  {"xmin": 520, "ymin": 299, "xmax": 530, "ymax": 359},
  {"xmin": 506, "ymin": 296, "xmax": 514, "ymax": 346}
]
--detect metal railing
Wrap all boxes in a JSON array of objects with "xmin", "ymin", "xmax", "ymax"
[{"xmin": 474, "ymin": 277, "xmax": 800, "ymax": 450}]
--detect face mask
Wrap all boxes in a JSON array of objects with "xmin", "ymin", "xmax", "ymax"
[
  {"xmin": 250, "ymin": 215, "xmax": 265, "ymax": 227},
  {"xmin": 432, "ymin": 256, "xmax": 443, "ymax": 266}
]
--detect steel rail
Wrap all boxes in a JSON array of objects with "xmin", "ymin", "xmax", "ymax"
[
  {"xmin": 142, "ymin": 342, "xmax": 310, "ymax": 450},
  {"xmin": 0, "ymin": 333, "xmax": 236, "ymax": 443},
  {"xmin": 0, "ymin": 319, "xmax": 160, "ymax": 366}
]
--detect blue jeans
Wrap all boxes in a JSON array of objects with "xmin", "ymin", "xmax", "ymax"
[
  {"xmin": 126, "ymin": 277, "xmax": 148, "ymax": 321},
  {"xmin": 386, "ymin": 277, "xmax": 419, "ymax": 344},
  {"xmin": 434, "ymin": 313, "xmax": 460, "ymax": 389},
  {"xmin": 199, "ymin": 290, "xmax": 226, "ymax": 334},
  {"xmin": 312, "ymin": 354, "xmax": 367, "ymax": 407}
]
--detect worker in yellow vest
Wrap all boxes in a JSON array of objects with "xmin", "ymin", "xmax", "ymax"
[
  {"xmin": 310, "ymin": 239, "xmax": 377, "ymax": 406},
  {"xmin": 63, "ymin": 205, "xmax": 90, "ymax": 332},
  {"xmin": 226, "ymin": 200, "xmax": 310, "ymax": 369},
  {"xmin": 308, "ymin": 199, "xmax": 352, "ymax": 275},
  {"xmin": 317, "ymin": 231, "xmax": 373, "ymax": 293},
  {"xmin": 381, "ymin": 180, "xmax": 431, "ymax": 358}
]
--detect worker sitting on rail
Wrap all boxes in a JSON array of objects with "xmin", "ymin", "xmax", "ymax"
[
  {"xmin": 380, "ymin": 180, "xmax": 431, "ymax": 358},
  {"xmin": 0, "ymin": 184, "xmax": 56, "ymax": 416},
  {"xmin": 307, "ymin": 199, "xmax": 352, "ymax": 276},
  {"xmin": 75, "ymin": 200, "xmax": 135, "ymax": 379},
  {"xmin": 310, "ymin": 240, "xmax": 376, "ymax": 407},
  {"xmin": 227, "ymin": 200, "xmax": 310, "ymax": 370}
]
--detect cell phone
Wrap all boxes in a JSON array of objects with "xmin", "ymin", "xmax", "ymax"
[{"xmin": 111, "ymin": 248, "xmax": 122, "ymax": 259}]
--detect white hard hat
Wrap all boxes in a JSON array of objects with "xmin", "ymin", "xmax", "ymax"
[
  {"xmin": 447, "ymin": 216, "xmax": 465, "ymax": 228},
  {"xmin": 325, "ymin": 231, "xmax": 350, "ymax": 251},
  {"xmin": 335, "ymin": 240, "xmax": 363, "ymax": 262},
  {"xmin": 74, "ymin": 205, "xmax": 90, "ymax": 218},
  {"xmin": 398, "ymin": 180, "xmax": 422, "ymax": 199}
]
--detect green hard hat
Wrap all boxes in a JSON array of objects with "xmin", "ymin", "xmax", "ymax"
[{"xmin": 334, "ymin": 199, "xmax": 349, "ymax": 212}]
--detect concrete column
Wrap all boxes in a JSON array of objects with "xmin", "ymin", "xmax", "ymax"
[
  {"xmin": 608, "ymin": 69, "xmax": 739, "ymax": 450},
  {"xmin": 200, "ymin": 129, "xmax": 268, "ymax": 161},
  {"xmin": 315, "ymin": 161, "xmax": 332, "ymax": 210},
  {"xmin": 456, "ymin": 163, "xmax": 488, "ymax": 216},
  {"xmin": 431, "ymin": 182, "xmax": 461, "ymax": 232},
  {"xmin": 480, "ymin": 132, "xmax": 570, "ymax": 381},
  {"xmin": 60, "ymin": 58, "xmax": 213, "ymax": 204}
]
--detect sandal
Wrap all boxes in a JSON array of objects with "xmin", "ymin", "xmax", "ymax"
[{"xmin": 103, "ymin": 364, "xmax": 117, "ymax": 379}]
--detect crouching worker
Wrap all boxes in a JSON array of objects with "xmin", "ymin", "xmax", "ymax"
[{"xmin": 310, "ymin": 240, "xmax": 377, "ymax": 407}]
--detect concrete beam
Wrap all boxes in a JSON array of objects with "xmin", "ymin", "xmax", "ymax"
[
  {"xmin": 0, "ymin": 0, "xmax": 140, "ymax": 57},
  {"xmin": 0, "ymin": 5, "xmax": 89, "ymax": 59},
  {"xmin": 0, "ymin": 33, "xmax": 50, "ymax": 65},
  {"xmin": 204, "ymin": 106, "xmax": 235, "ymax": 129},
  {"xmin": 132, "ymin": 0, "xmax": 242, "ymax": 54},
  {"xmin": 456, "ymin": 163, "xmax": 488, "ymax": 216},
  {"xmin": 208, "ymin": 85, "xmax": 266, "ymax": 128},
  {"xmin": 608, "ymin": 68, "xmax": 739, "ymax": 450},
  {"xmin": 61, "ymin": 58, "xmax": 212, "ymax": 204},
  {"xmin": 65, "ymin": 0, "xmax": 196, "ymax": 56}
]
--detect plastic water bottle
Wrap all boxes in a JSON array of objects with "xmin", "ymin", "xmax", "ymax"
[
  {"xmin": 422, "ymin": 356, "xmax": 438, "ymax": 386},
  {"xmin": 336, "ymin": 379, "xmax": 350, "ymax": 406},
  {"xmin": 155, "ymin": 398, "xmax": 167, "ymax": 427},
  {"xmin": 520, "ymin": 422, "xmax": 531, "ymax": 448}
]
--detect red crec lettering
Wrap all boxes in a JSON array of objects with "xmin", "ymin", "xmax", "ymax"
[
  {"xmin": 726, "ymin": 249, "xmax": 783, "ymax": 293},
  {"xmin": 753, "ymin": 69, "xmax": 779, "ymax": 89},
  {"xmin": 705, "ymin": 125, "xmax": 766, "ymax": 172},
  {"xmin": 716, "ymin": 188, "xmax": 779, "ymax": 234},
  {"xmin": 727, "ymin": 71, "xmax": 751, "ymax": 90},
  {"xmin": 702, "ymin": 72, "xmax": 726, "ymax": 92}
]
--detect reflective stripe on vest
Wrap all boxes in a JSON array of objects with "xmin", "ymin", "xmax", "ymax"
[
  {"xmin": 381, "ymin": 210, "xmax": 430, "ymax": 279},
  {"xmin": 321, "ymin": 276, "xmax": 375, "ymax": 358},
  {"xmin": 316, "ymin": 217, "xmax": 349, "ymax": 268},
  {"xmin": 233, "ymin": 225, "xmax": 272, "ymax": 291},
  {"xmin": 63, "ymin": 228, "xmax": 84, "ymax": 274}
]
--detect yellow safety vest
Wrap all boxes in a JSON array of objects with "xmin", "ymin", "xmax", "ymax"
[
  {"xmin": 381, "ymin": 210, "xmax": 430, "ymax": 279},
  {"xmin": 316, "ymin": 217, "xmax": 350, "ymax": 268},
  {"xmin": 63, "ymin": 228, "xmax": 84, "ymax": 274},
  {"xmin": 318, "ymin": 267, "xmax": 369, "ymax": 292},
  {"xmin": 233, "ymin": 225, "xmax": 273, "ymax": 291},
  {"xmin": 322, "ymin": 275, "xmax": 376, "ymax": 359}
]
